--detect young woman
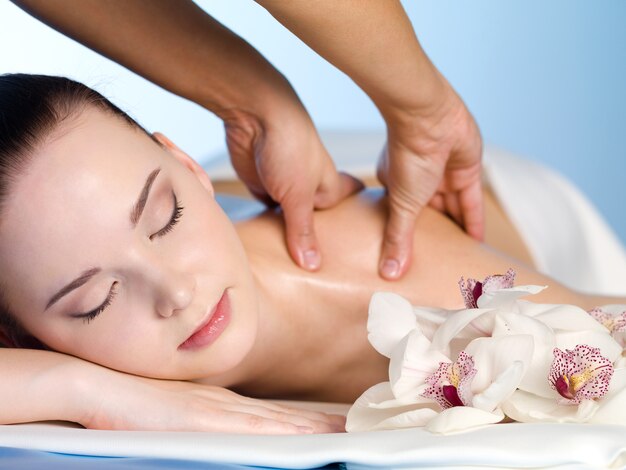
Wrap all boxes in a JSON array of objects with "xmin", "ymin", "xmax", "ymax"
[{"xmin": 0, "ymin": 74, "xmax": 623, "ymax": 435}]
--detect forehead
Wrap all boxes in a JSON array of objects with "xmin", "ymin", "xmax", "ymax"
[{"xmin": 0, "ymin": 108, "xmax": 164, "ymax": 308}]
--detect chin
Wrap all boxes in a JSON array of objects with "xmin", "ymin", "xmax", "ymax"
[{"xmin": 205, "ymin": 317, "xmax": 258, "ymax": 378}]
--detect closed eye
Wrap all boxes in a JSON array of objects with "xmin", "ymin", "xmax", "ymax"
[
  {"xmin": 150, "ymin": 191, "xmax": 184, "ymax": 240},
  {"xmin": 72, "ymin": 282, "xmax": 118, "ymax": 323}
]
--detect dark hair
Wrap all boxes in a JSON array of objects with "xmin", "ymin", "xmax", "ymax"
[{"xmin": 0, "ymin": 73, "xmax": 154, "ymax": 348}]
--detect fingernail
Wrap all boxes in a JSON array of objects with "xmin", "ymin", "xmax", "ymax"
[
  {"xmin": 302, "ymin": 249, "xmax": 320, "ymax": 270},
  {"xmin": 297, "ymin": 426, "xmax": 314, "ymax": 434},
  {"xmin": 381, "ymin": 258, "xmax": 400, "ymax": 279}
]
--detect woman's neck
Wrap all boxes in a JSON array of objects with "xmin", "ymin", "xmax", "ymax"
[{"xmin": 206, "ymin": 205, "xmax": 389, "ymax": 401}]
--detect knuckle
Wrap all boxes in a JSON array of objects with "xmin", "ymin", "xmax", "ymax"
[{"xmin": 384, "ymin": 230, "xmax": 408, "ymax": 250}]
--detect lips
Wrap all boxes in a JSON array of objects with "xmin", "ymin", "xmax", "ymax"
[{"xmin": 178, "ymin": 290, "xmax": 231, "ymax": 350}]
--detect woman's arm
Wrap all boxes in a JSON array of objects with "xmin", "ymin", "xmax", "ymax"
[
  {"xmin": 0, "ymin": 348, "xmax": 344, "ymax": 433},
  {"xmin": 0, "ymin": 348, "xmax": 87, "ymax": 424}
]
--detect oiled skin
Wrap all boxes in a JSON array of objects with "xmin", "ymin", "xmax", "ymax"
[{"xmin": 200, "ymin": 188, "xmax": 623, "ymax": 403}]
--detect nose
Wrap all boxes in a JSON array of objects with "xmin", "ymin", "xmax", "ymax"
[{"xmin": 153, "ymin": 267, "xmax": 196, "ymax": 318}]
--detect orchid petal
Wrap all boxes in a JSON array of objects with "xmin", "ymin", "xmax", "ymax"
[
  {"xmin": 369, "ymin": 406, "xmax": 439, "ymax": 431},
  {"xmin": 614, "ymin": 355, "xmax": 626, "ymax": 369},
  {"xmin": 368, "ymin": 387, "xmax": 429, "ymax": 409},
  {"xmin": 477, "ymin": 285, "xmax": 545, "ymax": 309},
  {"xmin": 481, "ymin": 269, "xmax": 516, "ymax": 292},
  {"xmin": 411, "ymin": 306, "xmax": 447, "ymax": 340},
  {"xmin": 520, "ymin": 303, "xmax": 609, "ymax": 332},
  {"xmin": 591, "ymin": 304, "xmax": 626, "ymax": 316},
  {"xmin": 589, "ymin": 388, "xmax": 626, "ymax": 426},
  {"xmin": 424, "ymin": 406, "xmax": 505, "ymax": 434},
  {"xmin": 589, "ymin": 369, "xmax": 626, "ymax": 425},
  {"xmin": 502, "ymin": 389, "xmax": 599, "ymax": 423},
  {"xmin": 464, "ymin": 334, "xmax": 533, "ymax": 393},
  {"xmin": 430, "ymin": 308, "xmax": 494, "ymax": 354},
  {"xmin": 588, "ymin": 305, "xmax": 626, "ymax": 348},
  {"xmin": 388, "ymin": 329, "xmax": 449, "ymax": 400},
  {"xmin": 459, "ymin": 269, "xmax": 516, "ymax": 308},
  {"xmin": 555, "ymin": 331, "xmax": 622, "ymax": 363},
  {"xmin": 472, "ymin": 361, "xmax": 525, "ymax": 412},
  {"xmin": 367, "ymin": 292, "xmax": 416, "ymax": 358},
  {"xmin": 345, "ymin": 382, "xmax": 438, "ymax": 432},
  {"xmin": 488, "ymin": 313, "xmax": 556, "ymax": 398}
]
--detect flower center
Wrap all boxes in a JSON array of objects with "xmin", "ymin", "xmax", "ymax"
[
  {"xmin": 442, "ymin": 385, "xmax": 465, "ymax": 407},
  {"xmin": 554, "ymin": 375, "xmax": 574, "ymax": 399},
  {"xmin": 569, "ymin": 369, "xmax": 593, "ymax": 392},
  {"xmin": 448, "ymin": 363, "xmax": 461, "ymax": 388},
  {"xmin": 554, "ymin": 367, "xmax": 605, "ymax": 400}
]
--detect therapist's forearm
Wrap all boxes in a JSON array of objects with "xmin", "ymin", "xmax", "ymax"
[
  {"xmin": 12, "ymin": 0, "xmax": 297, "ymax": 122},
  {"xmin": 255, "ymin": 0, "xmax": 452, "ymax": 123}
]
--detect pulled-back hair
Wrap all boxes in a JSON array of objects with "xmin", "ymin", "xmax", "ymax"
[{"xmin": 0, "ymin": 73, "xmax": 153, "ymax": 348}]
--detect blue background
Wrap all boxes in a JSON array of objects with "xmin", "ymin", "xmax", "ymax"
[{"xmin": 1, "ymin": 1, "xmax": 625, "ymax": 241}]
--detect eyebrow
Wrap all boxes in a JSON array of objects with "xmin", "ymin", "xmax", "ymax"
[
  {"xmin": 130, "ymin": 167, "xmax": 161, "ymax": 227},
  {"xmin": 45, "ymin": 167, "xmax": 161, "ymax": 311},
  {"xmin": 45, "ymin": 267, "xmax": 101, "ymax": 311}
]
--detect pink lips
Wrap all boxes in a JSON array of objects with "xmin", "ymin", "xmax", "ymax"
[{"xmin": 179, "ymin": 290, "xmax": 231, "ymax": 350}]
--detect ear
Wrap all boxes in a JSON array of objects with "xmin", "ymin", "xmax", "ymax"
[{"xmin": 152, "ymin": 132, "xmax": 214, "ymax": 197}]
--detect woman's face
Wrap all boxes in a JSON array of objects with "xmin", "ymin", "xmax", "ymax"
[{"xmin": 0, "ymin": 107, "xmax": 259, "ymax": 380}]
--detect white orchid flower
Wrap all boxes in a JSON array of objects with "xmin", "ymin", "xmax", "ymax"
[
  {"xmin": 348, "ymin": 269, "xmax": 625, "ymax": 435},
  {"xmin": 502, "ymin": 346, "xmax": 617, "ymax": 424}
]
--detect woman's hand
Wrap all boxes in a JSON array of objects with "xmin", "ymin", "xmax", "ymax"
[
  {"xmin": 78, "ymin": 368, "xmax": 346, "ymax": 434},
  {"xmin": 224, "ymin": 103, "xmax": 364, "ymax": 271},
  {"xmin": 377, "ymin": 87, "xmax": 484, "ymax": 280}
]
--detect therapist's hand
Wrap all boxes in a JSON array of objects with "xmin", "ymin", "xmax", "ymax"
[
  {"xmin": 377, "ymin": 88, "xmax": 484, "ymax": 280},
  {"xmin": 224, "ymin": 104, "xmax": 364, "ymax": 271}
]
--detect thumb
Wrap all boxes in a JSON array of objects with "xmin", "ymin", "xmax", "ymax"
[
  {"xmin": 379, "ymin": 195, "xmax": 422, "ymax": 280},
  {"xmin": 280, "ymin": 191, "xmax": 321, "ymax": 271}
]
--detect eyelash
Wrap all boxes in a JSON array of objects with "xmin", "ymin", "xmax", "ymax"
[
  {"xmin": 150, "ymin": 194, "xmax": 184, "ymax": 240},
  {"xmin": 75, "ymin": 193, "xmax": 184, "ymax": 323},
  {"xmin": 77, "ymin": 282, "xmax": 118, "ymax": 324}
]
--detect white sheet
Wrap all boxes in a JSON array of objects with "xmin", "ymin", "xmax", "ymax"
[{"xmin": 2, "ymin": 420, "xmax": 625, "ymax": 469}]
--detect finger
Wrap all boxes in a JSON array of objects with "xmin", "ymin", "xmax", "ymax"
[
  {"xmin": 281, "ymin": 192, "xmax": 321, "ymax": 271},
  {"xmin": 444, "ymin": 192, "xmax": 463, "ymax": 228},
  {"xmin": 314, "ymin": 171, "xmax": 365, "ymax": 209},
  {"xmin": 428, "ymin": 193, "xmax": 446, "ymax": 213},
  {"xmin": 458, "ymin": 180, "xmax": 485, "ymax": 241},
  {"xmin": 221, "ymin": 395, "xmax": 346, "ymax": 429},
  {"xmin": 254, "ymin": 400, "xmax": 347, "ymax": 427},
  {"xmin": 379, "ymin": 199, "xmax": 419, "ymax": 281},
  {"xmin": 225, "ymin": 405, "xmax": 342, "ymax": 433},
  {"xmin": 223, "ymin": 412, "xmax": 315, "ymax": 435}
]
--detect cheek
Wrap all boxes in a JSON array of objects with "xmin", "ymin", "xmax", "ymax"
[
  {"xmin": 182, "ymin": 202, "xmax": 246, "ymax": 272},
  {"xmin": 27, "ymin": 311, "xmax": 163, "ymax": 373}
]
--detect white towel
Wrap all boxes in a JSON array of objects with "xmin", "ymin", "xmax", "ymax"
[
  {"xmin": 1, "ymin": 419, "xmax": 625, "ymax": 469},
  {"xmin": 484, "ymin": 147, "xmax": 626, "ymax": 297}
]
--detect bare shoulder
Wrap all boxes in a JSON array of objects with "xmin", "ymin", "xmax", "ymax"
[
  {"xmin": 234, "ymin": 189, "xmax": 483, "ymax": 307},
  {"xmin": 233, "ymin": 186, "xmax": 593, "ymax": 308}
]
